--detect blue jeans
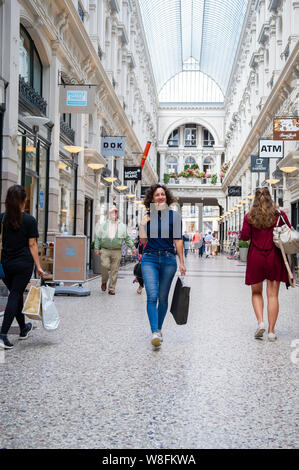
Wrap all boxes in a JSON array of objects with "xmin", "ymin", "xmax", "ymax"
[{"xmin": 141, "ymin": 251, "xmax": 177, "ymax": 333}]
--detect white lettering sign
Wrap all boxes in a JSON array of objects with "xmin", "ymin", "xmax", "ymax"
[{"xmin": 259, "ymin": 139, "xmax": 284, "ymax": 158}]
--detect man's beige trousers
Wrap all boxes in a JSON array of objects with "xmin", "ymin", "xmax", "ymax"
[{"xmin": 100, "ymin": 248, "xmax": 122, "ymax": 291}]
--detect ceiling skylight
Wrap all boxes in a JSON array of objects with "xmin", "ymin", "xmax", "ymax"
[{"xmin": 138, "ymin": 0, "xmax": 248, "ymax": 102}]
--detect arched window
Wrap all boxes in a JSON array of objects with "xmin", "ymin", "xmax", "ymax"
[
  {"xmin": 19, "ymin": 25, "xmax": 43, "ymax": 95},
  {"xmin": 203, "ymin": 157, "xmax": 214, "ymax": 174},
  {"xmin": 185, "ymin": 156, "xmax": 196, "ymax": 167},
  {"xmin": 166, "ymin": 155, "xmax": 178, "ymax": 174},
  {"xmin": 185, "ymin": 124, "xmax": 197, "ymax": 147},
  {"xmin": 203, "ymin": 128, "xmax": 215, "ymax": 147},
  {"xmin": 167, "ymin": 128, "xmax": 179, "ymax": 147}
]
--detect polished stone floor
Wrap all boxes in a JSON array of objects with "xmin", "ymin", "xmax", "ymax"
[{"xmin": 0, "ymin": 254, "xmax": 298, "ymax": 449}]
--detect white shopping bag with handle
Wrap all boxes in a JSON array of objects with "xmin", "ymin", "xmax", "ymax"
[{"xmin": 41, "ymin": 285, "xmax": 60, "ymax": 331}]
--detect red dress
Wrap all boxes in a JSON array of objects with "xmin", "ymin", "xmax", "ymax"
[{"xmin": 240, "ymin": 211, "xmax": 291, "ymax": 286}]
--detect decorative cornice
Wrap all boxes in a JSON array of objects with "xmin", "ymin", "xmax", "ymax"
[{"xmin": 223, "ymin": 41, "xmax": 299, "ymax": 190}]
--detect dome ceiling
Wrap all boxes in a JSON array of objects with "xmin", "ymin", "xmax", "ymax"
[{"xmin": 139, "ymin": 0, "xmax": 248, "ymax": 102}]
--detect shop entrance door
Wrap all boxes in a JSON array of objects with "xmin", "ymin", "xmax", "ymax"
[
  {"xmin": 84, "ymin": 197, "xmax": 93, "ymax": 270},
  {"xmin": 24, "ymin": 172, "xmax": 38, "ymax": 218}
]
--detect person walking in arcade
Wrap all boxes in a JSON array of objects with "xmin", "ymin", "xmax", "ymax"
[
  {"xmin": 139, "ymin": 184, "xmax": 186, "ymax": 348},
  {"xmin": 240, "ymin": 187, "xmax": 293, "ymax": 342}
]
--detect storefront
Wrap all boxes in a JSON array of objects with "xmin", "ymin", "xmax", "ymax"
[
  {"xmin": 17, "ymin": 123, "xmax": 50, "ymax": 245},
  {"xmin": 58, "ymin": 152, "xmax": 78, "ymax": 236}
]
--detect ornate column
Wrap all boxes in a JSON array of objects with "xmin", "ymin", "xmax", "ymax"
[
  {"xmin": 1, "ymin": 0, "xmax": 20, "ymax": 206},
  {"xmin": 197, "ymin": 203, "xmax": 203, "ymax": 233},
  {"xmin": 291, "ymin": 1, "xmax": 299, "ymax": 44},
  {"xmin": 47, "ymin": 40, "xmax": 62, "ymax": 239},
  {"xmin": 159, "ymin": 149, "xmax": 167, "ymax": 183}
]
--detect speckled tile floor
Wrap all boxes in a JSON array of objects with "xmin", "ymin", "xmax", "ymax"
[{"xmin": 0, "ymin": 254, "xmax": 298, "ymax": 449}]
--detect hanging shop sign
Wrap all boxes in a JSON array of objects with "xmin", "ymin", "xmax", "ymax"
[
  {"xmin": 101, "ymin": 136, "xmax": 126, "ymax": 157},
  {"xmin": 251, "ymin": 155, "xmax": 269, "ymax": 173},
  {"xmin": 259, "ymin": 139, "xmax": 283, "ymax": 158},
  {"xmin": 273, "ymin": 117, "xmax": 299, "ymax": 140},
  {"xmin": 53, "ymin": 236, "xmax": 87, "ymax": 282},
  {"xmin": 124, "ymin": 166, "xmax": 142, "ymax": 181},
  {"xmin": 228, "ymin": 186, "xmax": 242, "ymax": 197},
  {"xmin": 59, "ymin": 85, "xmax": 96, "ymax": 114},
  {"xmin": 141, "ymin": 185, "xmax": 150, "ymax": 197},
  {"xmin": 39, "ymin": 189, "xmax": 45, "ymax": 209}
]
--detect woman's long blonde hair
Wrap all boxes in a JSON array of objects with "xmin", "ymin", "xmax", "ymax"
[{"xmin": 247, "ymin": 187, "xmax": 277, "ymax": 229}]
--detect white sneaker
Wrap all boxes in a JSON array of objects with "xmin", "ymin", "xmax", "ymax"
[
  {"xmin": 255, "ymin": 322, "xmax": 266, "ymax": 338},
  {"xmin": 268, "ymin": 332, "xmax": 277, "ymax": 342},
  {"xmin": 158, "ymin": 331, "xmax": 163, "ymax": 342},
  {"xmin": 151, "ymin": 333, "xmax": 161, "ymax": 347}
]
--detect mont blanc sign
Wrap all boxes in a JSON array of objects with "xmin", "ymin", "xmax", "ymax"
[
  {"xmin": 101, "ymin": 137, "xmax": 126, "ymax": 157},
  {"xmin": 124, "ymin": 166, "xmax": 142, "ymax": 181},
  {"xmin": 259, "ymin": 139, "xmax": 284, "ymax": 158}
]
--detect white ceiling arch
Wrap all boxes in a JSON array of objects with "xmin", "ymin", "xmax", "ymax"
[{"xmin": 139, "ymin": 0, "xmax": 248, "ymax": 102}]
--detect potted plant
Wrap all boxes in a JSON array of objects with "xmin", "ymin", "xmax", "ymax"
[
  {"xmin": 239, "ymin": 240, "xmax": 250, "ymax": 262},
  {"xmin": 211, "ymin": 174, "xmax": 218, "ymax": 185},
  {"xmin": 168, "ymin": 172, "xmax": 177, "ymax": 182},
  {"xmin": 91, "ymin": 240, "xmax": 101, "ymax": 274},
  {"xmin": 163, "ymin": 173, "xmax": 170, "ymax": 184}
]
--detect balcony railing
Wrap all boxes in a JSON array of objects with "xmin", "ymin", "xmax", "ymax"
[
  {"xmin": 167, "ymin": 139, "xmax": 179, "ymax": 147},
  {"xmin": 167, "ymin": 176, "xmax": 222, "ymax": 187},
  {"xmin": 184, "ymin": 140, "xmax": 196, "ymax": 147},
  {"xmin": 60, "ymin": 119, "xmax": 75, "ymax": 143},
  {"xmin": 19, "ymin": 75, "xmax": 47, "ymax": 115},
  {"xmin": 203, "ymin": 140, "xmax": 214, "ymax": 147}
]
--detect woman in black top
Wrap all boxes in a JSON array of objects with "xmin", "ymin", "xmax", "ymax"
[{"xmin": 0, "ymin": 185, "xmax": 45, "ymax": 350}]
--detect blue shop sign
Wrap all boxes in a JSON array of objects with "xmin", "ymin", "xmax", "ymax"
[
  {"xmin": 66, "ymin": 90, "xmax": 88, "ymax": 107},
  {"xmin": 39, "ymin": 190, "xmax": 44, "ymax": 209}
]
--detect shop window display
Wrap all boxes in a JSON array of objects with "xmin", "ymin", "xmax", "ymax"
[{"xmin": 58, "ymin": 162, "xmax": 76, "ymax": 235}]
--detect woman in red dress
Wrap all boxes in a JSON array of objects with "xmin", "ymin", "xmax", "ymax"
[{"xmin": 240, "ymin": 187, "xmax": 292, "ymax": 342}]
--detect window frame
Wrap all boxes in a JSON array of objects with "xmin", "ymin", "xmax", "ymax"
[
  {"xmin": 184, "ymin": 126, "xmax": 197, "ymax": 147},
  {"xmin": 167, "ymin": 128, "xmax": 179, "ymax": 147},
  {"xmin": 20, "ymin": 25, "xmax": 43, "ymax": 96}
]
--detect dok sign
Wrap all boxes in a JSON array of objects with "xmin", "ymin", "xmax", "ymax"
[
  {"xmin": 101, "ymin": 137, "xmax": 126, "ymax": 157},
  {"xmin": 251, "ymin": 155, "xmax": 269, "ymax": 173},
  {"xmin": 259, "ymin": 139, "xmax": 283, "ymax": 158},
  {"xmin": 124, "ymin": 166, "xmax": 142, "ymax": 181}
]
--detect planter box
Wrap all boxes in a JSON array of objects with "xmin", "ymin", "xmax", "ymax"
[
  {"xmin": 179, "ymin": 177, "xmax": 198, "ymax": 185},
  {"xmin": 239, "ymin": 247, "xmax": 249, "ymax": 262}
]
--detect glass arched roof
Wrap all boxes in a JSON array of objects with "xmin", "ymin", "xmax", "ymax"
[
  {"xmin": 139, "ymin": 0, "xmax": 248, "ymax": 100},
  {"xmin": 159, "ymin": 69, "xmax": 224, "ymax": 103}
]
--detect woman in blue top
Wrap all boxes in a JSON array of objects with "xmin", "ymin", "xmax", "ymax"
[{"xmin": 140, "ymin": 184, "xmax": 186, "ymax": 347}]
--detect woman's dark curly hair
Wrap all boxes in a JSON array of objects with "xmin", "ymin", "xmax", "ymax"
[{"xmin": 143, "ymin": 184, "xmax": 176, "ymax": 209}]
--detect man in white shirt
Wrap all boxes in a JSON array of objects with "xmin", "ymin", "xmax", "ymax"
[{"xmin": 204, "ymin": 231, "xmax": 213, "ymax": 258}]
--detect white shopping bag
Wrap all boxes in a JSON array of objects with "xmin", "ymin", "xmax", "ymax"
[{"xmin": 41, "ymin": 285, "xmax": 60, "ymax": 331}]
